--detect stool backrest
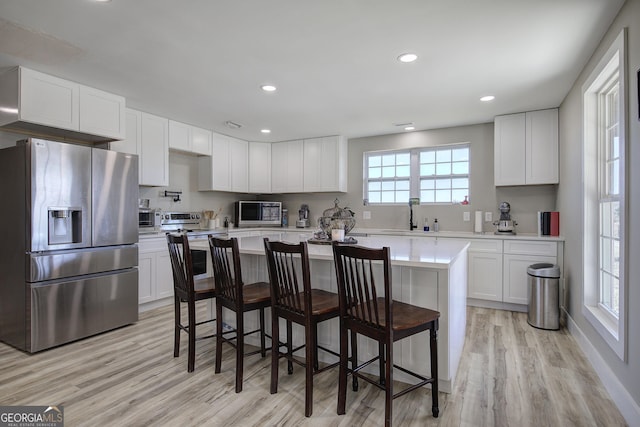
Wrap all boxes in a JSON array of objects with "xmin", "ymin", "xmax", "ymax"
[
  {"xmin": 209, "ymin": 236, "xmax": 243, "ymax": 304},
  {"xmin": 166, "ymin": 233, "xmax": 195, "ymax": 299},
  {"xmin": 332, "ymin": 243, "xmax": 392, "ymax": 331},
  {"xmin": 263, "ymin": 238, "xmax": 312, "ymax": 316}
]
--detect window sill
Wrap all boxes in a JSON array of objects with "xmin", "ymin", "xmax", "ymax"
[{"xmin": 582, "ymin": 303, "xmax": 624, "ymax": 360}]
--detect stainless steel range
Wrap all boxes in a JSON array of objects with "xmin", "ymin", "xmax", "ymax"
[
  {"xmin": 160, "ymin": 211, "xmax": 226, "ymax": 280},
  {"xmin": 0, "ymin": 138, "xmax": 139, "ymax": 352}
]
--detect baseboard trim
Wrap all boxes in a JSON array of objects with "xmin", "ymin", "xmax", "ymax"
[{"xmin": 564, "ymin": 308, "xmax": 640, "ymax": 427}]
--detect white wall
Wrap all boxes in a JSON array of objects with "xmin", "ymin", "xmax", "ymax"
[
  {"xmin": 139, "ymin": 151, "xmax": 252, "ymax": 222},
  {"xmin": 273, "ymin": 123, "xmax": 557, "ymax": 234},
  {"xmin": 557, "ymin": 0, "xmax": 640, "ymax": 418}
]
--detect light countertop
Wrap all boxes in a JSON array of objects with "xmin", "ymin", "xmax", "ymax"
[{"xmin": 191, "ymin": 231, "xmax": 470, "ymax": 269}]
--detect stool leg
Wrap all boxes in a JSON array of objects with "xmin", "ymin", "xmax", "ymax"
[
  {"xmin": 351, "ymin": 330, "xmax": 358, "ymax": 392},
  {"xmin": 260, "ymin": 307, "xmax": 266, "ymax": 358},
  {"xmin": 337, "ymin": 319, "xmax": 348, "ymax": 415},
  {"xmin": 236, "ymin": 310, "xmax": 244, "ymax": 393},
  {"xmin": 270, "ymin": 310, "xmax": 279, "ymax": 394},
  {"xmin": 215, "ymin": 302, "xmax": 223, "ymax": 374},
  {"xmin": 305, "ymin": 321, "xmax": 314, "ymax": 417},
  {"xmin": 187, "ymin": 299, "xmax": 196, "ymax": 373},
  {"xmin": 385, "ymin": 338, "xmax": 393, "ymax": 427},
  {"xmin": 287, "ymin": 320, "xmax": 293, "ymax": 375},
  {"xmin": 430, "ymin": 324, "xmax": 439, "ymax": 418},
  {"xmin": 379, "ymin": 341, "xmax": 385, "ymax": 385},
  {"xmin": 174, "ymin": 295, "xmax": 181, "ymax": 358}
]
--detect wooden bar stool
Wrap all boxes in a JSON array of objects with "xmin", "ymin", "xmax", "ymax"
[
  {"xmin": 166, "ymin": 233, "xmax": 217, "ymax": 373},
  {"xmin": 263, "ymin": 238, "xmax": 341, "ymax": 417},
  {"xmin": 332, "ymin": 242, "xmax": 440, "ymax": 427},
  {"xmin": 209, "ymin": 236, "xmax": 271, "ymax": 393}
]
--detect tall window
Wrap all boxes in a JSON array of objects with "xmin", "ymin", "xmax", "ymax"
[
  {"xmin": 364, "ymin": 144, "xmax": 470, "ymax": 205},
  {"xmin": 582, "ymin": 29, "xmax": 626, "ymax": 360}
]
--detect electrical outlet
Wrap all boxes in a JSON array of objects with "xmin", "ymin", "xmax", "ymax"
[
  {"xmin": 463, "ymin": 211, "xmax": 470, "ymax": 222},
  {"xmin": 485, "ymin": 212, "xmax": 493, "ymax": 222},
  {"xmin": 363, "ymin": 211, "xmax": 371, "ymax": 220}
]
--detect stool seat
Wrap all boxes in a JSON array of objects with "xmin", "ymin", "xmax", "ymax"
[
  {"xmin": 357, "ymin": 298, "xmax": 440, "ymax": 337},
  {"xmin": 242, "ymin": 282, "xmax": 271, "ymax": 305}
]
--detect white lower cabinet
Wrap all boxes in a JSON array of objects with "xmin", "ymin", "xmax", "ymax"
[
  {"xmin": 138, "ymin": 237, "xmax": 173, "ymax": 305},
  {"xmin": 467, "ymin": 239, "xmax": 503, "ymax": 301},
  {"xmin": 502, "ymin": 240, "xmax": 558, "ymax": 305},
  {"xmin": 465, "ymin": 238, "xmax": 561, "ymax": 309}
]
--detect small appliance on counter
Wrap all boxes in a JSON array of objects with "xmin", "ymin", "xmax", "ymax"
[
  {"xmin": 234, "ymin": 201, "xmax": 282, "ymax": 227},
  {"xmin": 296, "ymin": 204, "xmax": 311, "ymax": 228},
  {"xmin": 493, "ymin": 201, "xmax": 518, "ymax": 235}
]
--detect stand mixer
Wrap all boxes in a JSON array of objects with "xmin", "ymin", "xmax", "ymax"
[
  {"xmin": 493, "ymin": 201, "xmax": 517, "ymax": 235},
  {"xmin": 296, "ymin": 204, "xmax": 310, "ymax": 228}
]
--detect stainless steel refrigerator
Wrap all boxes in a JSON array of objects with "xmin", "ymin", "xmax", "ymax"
[{"xmin": 0, "ymin": 138, "xmax": 139, "ymax": 352}]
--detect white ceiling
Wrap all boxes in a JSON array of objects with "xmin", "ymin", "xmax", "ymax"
[{"xmin": 0, "ymin": 0, "xmax": 625, "ymax": 142}]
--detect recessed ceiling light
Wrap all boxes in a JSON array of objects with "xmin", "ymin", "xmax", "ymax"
[
  {"xmin": 261, "ymin": 85, "xmax": 276, "ymax": 92},
  {"xmin": 480, "ymin": 95, "xmax": 495, "ymax": 102},
  {"xmin": 404, "ymin": 126, "xmax": 415, "ymax": 131},
  {"xmin": 93, "ymin": 0, "xmax": 112, "ymax": 2},
  {"xmin": 261, "ymin": 129, "xmax": 271, "ymax": 134},
  {"xmin": 397, "ymin": 53, "xmax": 418, "ymax": 63}
]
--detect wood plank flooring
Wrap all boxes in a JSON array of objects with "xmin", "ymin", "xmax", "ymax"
[{"xmin": 0, "ymin": 304, "xmax": 627, "ymax": 426}]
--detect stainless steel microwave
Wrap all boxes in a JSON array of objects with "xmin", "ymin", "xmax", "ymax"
[{"xmin": 234, "ymin": 201, "xmax": 282, "ymax": 227}]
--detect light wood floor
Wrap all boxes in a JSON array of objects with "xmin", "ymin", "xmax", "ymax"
[{"xmin": 0, "ymin": 304, "xmax": 627, "ymax": 426}]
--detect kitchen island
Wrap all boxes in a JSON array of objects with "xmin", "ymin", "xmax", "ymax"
[{"xmin": 191, "ymin": 231, "xmax": 469, "ymax": 393}]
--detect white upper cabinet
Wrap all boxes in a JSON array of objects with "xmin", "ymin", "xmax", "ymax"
[
  {"xmin": 168, "ymin": 120, "xmax": 212, "ymax": 156},
  {"xmin": 249, "ymin": 142, "xmax": 272, "ymax": 193},
  {"xmin": 140, "ymin": 112, "xmax": 169, "ymax": 186},
  {"xmin": 494, "ymin": 108, "xmax": 558, "ymax": 186},
  {"xmin": 18, "ymin": 67, "xmax": 79, "ymax": 131},
  {"xmin": 0, "ymin": 66, "xmax": 125, "ymax": 141},
  {"xmin": 199, "ymin": 132, "xmax": 248, "ymax": 193},
  {"xmin": 191, "ymin": 126, "xmax": 213, "ymax": 156},
  {"xmin": 113, "ymin": 109, "xmax": 168, "ymax": 187},
  {"xmin": 303, "ymin": 135, "xmax": 347, "ymax": 192},
  {"xmin": 79, "ymin": 85, "xmax": 126, "ymax": 140},
  {"xmin": 271, "ymin": 140, "xmax": 304, "ymax": 193},
  {"xmin": 526, "ymin": 109, "xmax": 559, "ymax": 184}
]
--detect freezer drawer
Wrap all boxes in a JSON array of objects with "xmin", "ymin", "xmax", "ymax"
[
  {"xmin": 28, "ymin": 245, "xmax": 138, "ymax": 282},
  {"xmin": 28, "ymin": 268, "xmax": 138, "ymax": 352}
]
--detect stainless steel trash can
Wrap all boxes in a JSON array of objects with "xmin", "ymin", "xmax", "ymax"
[{"xmin": 527, "ymin": 263, "xmax": 561, "ymax": 330}]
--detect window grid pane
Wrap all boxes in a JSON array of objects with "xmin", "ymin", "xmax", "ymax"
[
  {"xmin": 365, "ymin": 144, "xmax": 470, "ymax": 205},
  {"xmin": 597, "ymin": 74, "xmax": 621, "ymax": 318}
]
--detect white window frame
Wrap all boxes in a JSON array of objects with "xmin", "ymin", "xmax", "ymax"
[
  {"xmin": 582, "ymin": 29, "xmax": 627, "ymax": 361},
  {"xmin": 363, "ymin": 143, "xmax": 470, "ymax": 205}
]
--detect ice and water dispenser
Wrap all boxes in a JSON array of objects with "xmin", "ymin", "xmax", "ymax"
[{"xmin": 48, "ymin": 208, "xmax": 83, "ymax": 245}]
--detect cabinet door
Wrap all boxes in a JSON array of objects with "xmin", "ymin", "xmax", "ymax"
[
  {"xmin": 230, "ymin": 138, "xmax": 248, "ymax": 193},
  {"xmin": 249, "ymin": 142, "xmax": 271, "ymax": 193},
  {"xmin": 503, "ymin": 254, "xmax": 556, "ymax": 305},
  {"xmin": 138, "ymin": 252, "xmax": 155, "ymax": 304},
  {"xmin": 139, "ymin": 112, "xmax": 169, "ymax": 186},
  {"xmin": 303, "ymin": 138, "xmax": 322, "ymax": 192},
  {"xmin": 168, "ymin": 120, "xmax": 191, "ymax": 152},
  {"xmin": 156, "ymin": 251, "xmax": 174, "ymax": 299},
  {"xmin": 303, "ymin": 136, "xmax": 347, "ymax": 192},
  {"xmin": 271, "ymin": 140, "xmax": 304, "ymax": 193},
  {"xmin": 19, "ymin": 67, "xmax": 79, "ymax": 131},
  {"xmin": 191, "ymin": 126, "xmax": 212, "ymax": 156},
  {"xmin": 199, "ymin": 133, "xmax": 230, "ymax": 191},
  {"xmin": 494, "ymin": 113, "xmax": 526, "ymax": 186},
  {"xmin": 79, "ymin": 85, "xmax": 125, "ymax": 140},
  {"xmin": 526, "ymin": 109, "xmax": 559, "ymax": 184},
  {"xmin": 468, "ymin": 251, "xmax": 503, "ymax": 301},
  {"xmin": 110, "ymin": 108, "xmax": 140, "ymax": 157}
]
